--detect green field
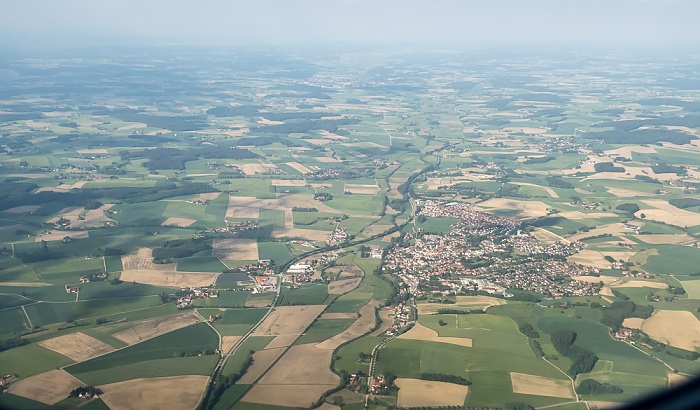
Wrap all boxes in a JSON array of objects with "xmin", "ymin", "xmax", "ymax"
[
  {"xmin": 257, "ymin": 241, "xmax": 293, "ymax": 266},
  {"xmin": 278, "ymin": 283, "xmax": 329, "ymax": 305},
  {"xmin": 325, "ymin": 291, "xmax": 373, "ymax": 313},
  {"xmin": 200, "ymin": 308, "xmax": 267, "ymax": 336},
  {"xmin": 66, "ymin": 322, "xmax": 218, "ymax": 377},
  {"xmin": 259, "ymin": 209, "xmax": 286, "ymax": 228},
  {"xmin": 0, "ymin": 307, "xmax": 30, "ymax": 335},
  {"xmin": 642, "ymin": 245, "xmax": 700, "ymax": 275},
  {"xmin": 176, "ymin": 256, "xmax": 228, "ymax": 272},
  {"xmin": 334, "ymin": 336, "xmax": 384, "ymax": 375},
  {"xmin": 222, "ymin": 336, "xmax": 275, "ymax": 376},
  {"xmin": 70, "ymin": 355, "xmax": 218, "ymax": 385},
  {"xmin": 295, "ymin": 318, "xmax": 355, "ymax": 345},
  {"xmin": 0, "ymin": 343, "xmax": 74, "ymax": 379},
  {"xmin": 326, "ymin": 194, "xmax": 385, "ymax": 216}
]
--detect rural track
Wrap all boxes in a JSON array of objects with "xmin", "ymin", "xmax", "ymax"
[{"xmin": 199, "ymin": 274, "xmax": 283, "ymax": 408}]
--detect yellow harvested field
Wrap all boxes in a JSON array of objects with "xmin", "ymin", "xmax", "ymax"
[
  {"xmin": 264, "ymin": 334, "xmax": 300, "ymax": 349},
  {"xmin": 418, "ymin": 295, "xmax": 506, "ymax": 315},
  {"xmin": 112, "ymin": 312, "xmax": 200, "ymax": 345},
  {"xmin": 116, "ymin": 122, "xmax": 147, "ymax": 131},
  {"xmin": 212, "ymin": 238, "xmax": 258, "ymax": 260},
  {"xmin": 122, "ymin": 249, "xmax": 176, "ymax": 271},
  {"xmin": 567, "ymin": 223, "xmax": 640, "ymax": 242},
  {"xmin": 192, "ymin": 192, "xmax": 220, "ymax": 201},
  {"xmin": 475, "ymin": 198, "xmax": 550, "ymax": 220},
  {"xmin": 623, "ymin": 318, "xmax": 645, "ymax": 329},
  {"xmin": 635, "ymin": 233, "xmax": 696, "ymax": 245},
  {"xmin": 119, "ymin": 269, "xmax": 216, "ymax": 288},
  {"xmin": 76, "ymin": 148, "xmax": 109, "ymax": 154},
  {"xmin": 607, "ymin": 187, "xmax": 651, "ymax": 198},
  {"xmin": 511, "ymin": 372, "xmax": 575, "ymax": 399},
  {"xmin": 344, "ymin": 184, "xmax": 380, "ymax": 194},
  {"xmin": 558, "ymin": 211, "xmax": 617, "ymax": 220},
  {"xmin": 3, "ymin": 205, "xmax": 41, "ymax": 213},
  {"xmin": 100, "ymin": 375, "xmax": 209, "ymax": 410},
  {"xmin": 0, "ymin": 281, "xmax": 51, "ymax": 286},
  {"xmin": 304, "ymin": 138, "xmax": 333, "ymax": 145},
  {"xmin": 612, "ymin": 280, "xmax": 667, "ymax": 289},
  {"xmin": 221, "ymin": 336, "xmax": 242, "ymax": 353},
  {"xmin": 568, "ymin": 249, "xmax": 636, "ymax": 269},
  {"xmin": 531, "ymin": 227, "xmax": 567, "ymax": 245},
  {"xmin": 272, "ymin": 227, "xmax": 331, "ymax": 241},
  {"xmin": 257, "ymin": 117, "xmax": 284, "ymax": 125},
  {"xmin": 238, "ymin": 347, "xmax": 287, "ymax": 384},
  {"xmin": 398, "ymin": 323, "xmax": 472, "ymax": 347},
  {"xmin": 38, "ymin": 332, "xmax": 115, "ymax": 362},
  {"xmin": 35, "ymin": 230, "xmax": 89, "ymax": 242},
  {"xmin": 588, "ymin": 401, "xmax": 625, "ymax": 409},
  {"xmin": 604, "ymin": 145, "xmax": 657, "ymax": 158},
  {"xmin": 396, "ymin": 378, "xmax": 469, "ymax": 408},
  {"xmin": 568, "ymin": 250, "xmax": 615, "ymax": 269},
  {"xmin": 327, "ymin": 277, "xmax": 362, "ymax": 295},
  {"xmin": 636, "ymin": 199, "xmax": 700, "ymax": 227},
  {"xmin": 243, "ymin": 384, "xmax": 336, "ymax": 408},
  {"xmin": 286, "ymin": 162, "xmax": 312, "ymax": 174},
  {"xmin": 319, "ymin": 312, "xmax": 358, "ymax": 319},
  {"xmin": 238, "ymin": 163, "xmax": 281, "ymax": 175},
  {"xmin": 315, "ymin": 156, "xmax": 339, "ymax": 162},
  {"xmin": 258, "ymin": 345, "xmax": 339, "ymax": 385},
  {"xmin": 8, "ymin": 369, "xmax": 83, "ymax": 405},
  {"xmin": 47, "ymin": 204, "xmax": 115, "ymax": 229},
  {"xmin": 668, "ymin": 372, "xmax": 691, "ymax": 387},
  {"xmin": 641, "ymin": 310, "xmax": 700, "ymax": 351},
  {"xmin": 271, "ymin": 179, "xmax": 308, "ymax": 186},
  {"xmin": 511, "ymin": 182, "xmax": 559, "ymax": 198},
  {"xmin": 315, "ymin": 300, "xmax": 381, "ymax": 350},
  {"xmin": 226, "ymin": 196, "xmax": 260, "ymax": 219},
  {"xmin": 253, "ymin": 305, "xmax": 326, "ymax": 337},
  {"xmin": 161, "ymin": 217, "xmax": 196, "ymax": 227}
]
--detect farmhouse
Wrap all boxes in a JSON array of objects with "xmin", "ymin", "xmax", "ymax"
[
  {"xmin": 65, "ymin": 285, "xmax": 80, "ymax": 294},
  {"xmin": 254, "ymin": 276, "xmax": 277, "ymax": 292}
]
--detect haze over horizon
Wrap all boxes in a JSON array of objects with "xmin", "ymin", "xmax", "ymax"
[{"xmin": 1, "ymin": 0, "xmax": 699, "ymax": 51}]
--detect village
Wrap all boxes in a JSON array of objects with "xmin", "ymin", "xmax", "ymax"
[{"xmin": 384, "ymin": 200, "xmax": 601, "ymax": 298}]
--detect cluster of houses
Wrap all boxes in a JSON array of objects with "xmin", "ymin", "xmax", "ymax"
[
  {"xmin": 0, "ymin": 374, "xmax": 18, "ymax": 389},
  {"xmin": 304, "ymin": 168, "xmax": 343, "ymax": 180},
  {"xmin": 176, "ymin": 287, "xmax": 218, "ymax": 308},
  {"xmin": 326, "ymin": 225, "xmax": 348, "ymax": 246},
  {"xmin": 286, "ymin": 260, "xmax": 320, "ymax": 284},
  {"xmin": 384, "ymin": 200, "xmax": 602, "ymax": 298},
  {"xmin": 534, "ymin": 136, "xmax": 587, "ymax": 153},
  {"xmin": 384, "ymin": 302, "xmax": 412, "ymax": 336}
]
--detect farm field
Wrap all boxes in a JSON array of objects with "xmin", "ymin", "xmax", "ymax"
[
  {"xmin": 1, "ymin": 46, "xmax": 700, "ymax": 410},
  {"xmin": 99, "ymin": 375, "xmax": 209, "ymax": 410}
]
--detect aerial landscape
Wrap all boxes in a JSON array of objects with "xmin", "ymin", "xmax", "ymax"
[{"xmin": 1, "ymin": 1, "xmax": 700, "ymax": 410}]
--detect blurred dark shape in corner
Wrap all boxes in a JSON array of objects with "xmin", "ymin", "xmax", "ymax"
[{"xmin": 623, "ymin": 376, "xmax": 700, "ymax": 410}]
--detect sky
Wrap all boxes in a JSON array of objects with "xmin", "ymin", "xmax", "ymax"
[{"xmin": 1, "ymin": 0, "xmax": 699, "ymax": 50}]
